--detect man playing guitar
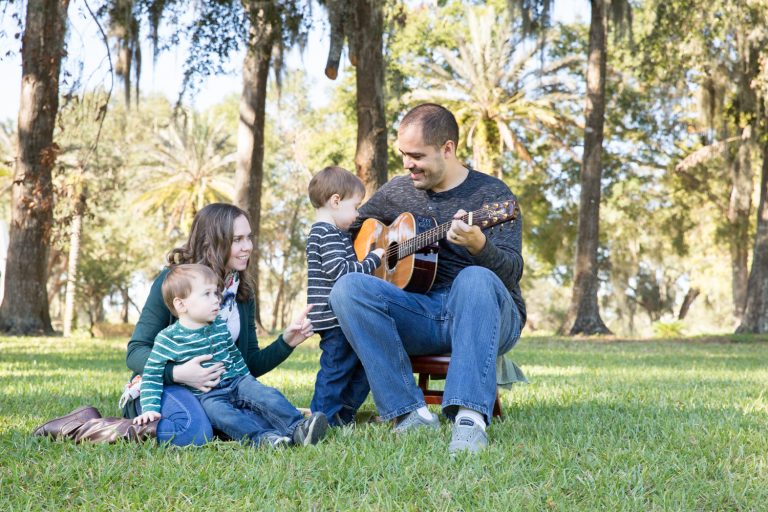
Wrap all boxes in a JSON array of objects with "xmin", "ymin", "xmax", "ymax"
[{"xmin": 329, "ymin": 103, "xmax": 526, "ymax": 454}]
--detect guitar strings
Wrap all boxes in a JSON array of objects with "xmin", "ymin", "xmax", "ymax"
[{"xmin": 384, "ymin": 206, "xmax": 499, "ymax": 259}]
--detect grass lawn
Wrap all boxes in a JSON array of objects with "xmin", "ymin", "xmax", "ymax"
[{"xmin": 1, "ymin": 333, "xmax": 767, "ymax": 511}]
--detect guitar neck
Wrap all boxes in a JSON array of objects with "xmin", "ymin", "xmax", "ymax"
[{"xmin": 398, "ymin": 210, "xmax": 481, "ymax": 259}]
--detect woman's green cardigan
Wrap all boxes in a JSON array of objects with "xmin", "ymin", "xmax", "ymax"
[{"xmin": 126, "ymin": 267, "xmax": 294, "ymax": 384}]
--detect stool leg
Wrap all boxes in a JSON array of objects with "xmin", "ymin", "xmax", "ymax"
[
  {"xmin": 417, "ymin": 373, "xmax": 429, "ymax": 393},
  {"xmin": 492, "ymin": 389, "xmax": 502, "ymax": 418}
]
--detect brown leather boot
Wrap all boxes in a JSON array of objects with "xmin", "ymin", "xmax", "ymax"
[
  {"xmin": 33, "ymin": 406, "xmax": 102, "ymax": 440},
  {"xmin": 74, "ymin": 417, "xmax": 159, "ymax": 444}
]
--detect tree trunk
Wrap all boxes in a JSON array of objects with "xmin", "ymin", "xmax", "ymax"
[
  {"xmin": 727, "ymin": 134, "xmax": 753, "ymax": 320},
  {"xmin": 272, "ymin": 197, "xmax": 302, "ymax": 332},
  {"xmin": 0, "ymin": 0, "xmax": 70, "ymax": 334},
  {"xmin": 46, "ymin": 247, "xmax": 65, "ymax": 306},
  {"xmin": 352, "ymin": 0, "xmax": 388, "ymax": 198},
  {"xmin": 737, "ymin": 141, "xmax": 768, "ymax": 333},
  {"xmin": 281, "ymin": 290, "xmax": 292, "ymax": 329},
  {"xmin": 94, "ymin": 297, "xmax": 105, "ymax": 323},
  {"xmin": 271, "ymin": 277, "xmax": 284, "ymax": 332},
  {"xmin": 120, "ymin": 286, "xmax": 130, "ymax": 323},
  {"xmin": 323, "ymin": 0, "xmax": 346, "ymax": 80},
  {"xmin": 562, "ymin": 0, "xmax": 611, "ymax": 336},
  {"xmin": 235, "ymin": 4, "xmax": 274, "ymax": 331},
  {"xmin": 63, "ymin": 185, "xmax": 86, "ymax": 337},
  {"xmin": 677, "ymin": 287, "xmax": 700, "ymax": 320}
]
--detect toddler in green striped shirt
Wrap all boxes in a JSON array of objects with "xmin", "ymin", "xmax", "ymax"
[{"xmin": 133, "ymin": 264, "xmax": 327, "ymax": 448}]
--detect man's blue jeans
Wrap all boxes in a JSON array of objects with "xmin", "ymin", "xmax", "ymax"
[
  {"xmin": 197, "ymin": 374, "xmax": 304, "ymax": 445},
  {"xmin": 310, "ymin": 326, "xmax": 370, "ymax": 426},
  {"xmin": 330, "ymin": 266, "xmax": 521, "ymax": 424}
]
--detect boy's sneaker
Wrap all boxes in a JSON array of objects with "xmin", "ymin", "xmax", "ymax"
[
  {"xmin": 117, "ymin": 375, "xmax": 142, "ymax": 409},
  {"xmin": 292, "ymin": 413, "xmax": 329, "ymax": 446},
  {"xmin": 261, "ymin": 433, "xmax": 291, "ymax": 449},
  {"xmin": 448, "ymin": 418, "xmax": 488, "ymax": 454},
  {"xmin": 393, "ymin": 410, "xmax": 439, "ymax": 434}
]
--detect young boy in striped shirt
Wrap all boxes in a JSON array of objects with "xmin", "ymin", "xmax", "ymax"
[
  {"xmin": 132, "ymin": 264, "xmax": 328, "ymax": 448},
  {"xmin": 306, "ymin": 166, "xmax": 384, "ymax": 426}
]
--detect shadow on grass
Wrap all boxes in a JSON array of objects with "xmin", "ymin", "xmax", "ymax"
[
  {"xmin": 11, "ymin": 391, "xmax": 763, "ymax": 453},
  {"xmin": 511, "ymin": 340, "xmax": 768, "ymax": 371},
  {"xmin": 522, "ymin": 333, "xmax": 768, "ymax": 344},
  {"xmin": 0, "ymin": 346, "xmax": 320, "ymax": 374}
]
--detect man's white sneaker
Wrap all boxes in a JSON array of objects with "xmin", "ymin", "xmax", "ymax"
[
  {"xmin": 393, "ymin": 410, "xmax": 439, "ymax": 434},
  {"xmin": 448, "ymin": 418, "xmax": 488, "ymax": 454}
]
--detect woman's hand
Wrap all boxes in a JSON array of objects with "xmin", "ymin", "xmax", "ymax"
[
  {"xmin": 133, "ymin": 411, "xmax": 161, "ymax": 425},
  {"xmin": 283, "ymin": 305, "xmax": 315, "ymax": 348},
  {"xmin": 171, "ymin": 354, "xmax": 224, "ymax": 392}
]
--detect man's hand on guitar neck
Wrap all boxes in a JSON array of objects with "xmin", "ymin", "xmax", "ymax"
[{"xmin": 448, "ymin": 209, "xmax": 487, "ymax": 255}]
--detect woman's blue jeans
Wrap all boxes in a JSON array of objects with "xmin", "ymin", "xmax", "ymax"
[
  {"xmin": 138, "ymin": 376, "xmax": 304, "ymax": 446},
  {"xmin": 329, "ymin": 266, "xmax": 522, "ymax": 424},
  {"xmin": 136, "ymin": 384, "xmax": 213, "ymax": 447}
]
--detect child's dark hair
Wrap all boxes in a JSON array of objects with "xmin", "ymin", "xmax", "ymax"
[
  {"xmin": 307, "ymin": 166, "xmax": 365, "ymax": 208},
  {"xmin": 162, "ymin": 264, "xmax": 219, "ymax": 316}
]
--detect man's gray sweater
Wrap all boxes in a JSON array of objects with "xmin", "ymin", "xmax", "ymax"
[{"xmin": 352, "ymin": 170, "xmax": 526, "ymax": 326}]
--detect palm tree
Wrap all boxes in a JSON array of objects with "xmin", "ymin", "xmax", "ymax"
[
  {"xmin": 104, "ymin": 0, "xmax": 310, "ymax": 330},
  {"xmin": 107, "ymin": 0, "xmax": 141, "ymax": 107},
  {"xmin": 138, "ymin": 112, "xmax": 235, "ymax": 235},
  {"xmin": 407, "ymin": 6, "xmax": 577, "ymax": 179}
]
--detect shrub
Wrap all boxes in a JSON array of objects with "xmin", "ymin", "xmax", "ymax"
[
  {"xmin": 92, "ymin": 322, "xmax": 135, "ymax": 338},
  {"xmin": 652, "ymin": 320, "xmax": 685, "ymax": 338}
]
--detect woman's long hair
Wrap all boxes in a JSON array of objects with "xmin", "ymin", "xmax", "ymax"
[{"xmin": 167, "ymin": 203, "xmax": 254, "ymax": 302}]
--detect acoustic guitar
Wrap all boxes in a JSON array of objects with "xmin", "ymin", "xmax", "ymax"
[{"xmin": 353, "ymin": 200, "xmax": 519, "ymax": 293}]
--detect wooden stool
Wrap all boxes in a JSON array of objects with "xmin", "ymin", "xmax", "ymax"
[{"xmin": 409, "ymin": 354, "xmax": 503, "ymax": 418}]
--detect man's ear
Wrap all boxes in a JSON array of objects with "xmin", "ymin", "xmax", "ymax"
[
  {"xmin": 173, "ymin": 297, "xmax": 186, "ymax": 314},
  {"xmin": 442, "ymin": 140, "xmax": 456, "ymax": 159}
]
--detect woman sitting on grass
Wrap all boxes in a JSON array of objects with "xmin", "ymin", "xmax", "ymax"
[{"xmin": 34, "ymin": 203, "xmax": 316, "ymax": 446}]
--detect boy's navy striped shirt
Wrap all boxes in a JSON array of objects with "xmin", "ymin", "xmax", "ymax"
[{"xmin": 306, "ymin": 222, "xmax": 381, "ymax": 331}]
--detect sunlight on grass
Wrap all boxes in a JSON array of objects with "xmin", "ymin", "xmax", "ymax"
[{"xmin": 1, "ymin": 334, "xmax": 767, "ymax": 510}]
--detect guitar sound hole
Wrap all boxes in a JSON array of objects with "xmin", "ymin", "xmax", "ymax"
[{"xmin": 386, "ymin": 242, "xmax": 399, "ymax": 270}]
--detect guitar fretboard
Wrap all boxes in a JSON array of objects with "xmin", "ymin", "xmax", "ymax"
[{"xmin": 388, "ymin": 206, "xmax": 500, "ymax": 260}]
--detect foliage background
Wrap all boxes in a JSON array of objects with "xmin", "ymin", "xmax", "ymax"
[{"xmin": 0, "ymin": 0, "xmax": 761, "ymax": 337}]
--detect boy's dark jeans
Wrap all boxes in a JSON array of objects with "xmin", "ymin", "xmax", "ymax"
[
  {"xmin": 310, "ymin": 326, "xmax": 370, "ymax": 426},
  {"xmin": 199, "ymin": 374, "xmax": 304, "ymax": 445}
]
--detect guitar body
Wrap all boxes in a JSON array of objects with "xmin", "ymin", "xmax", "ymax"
[
  {"xmin": 353, "ymin": 199, "xmax": 518, "ymax": 294},
  {"xmin": 354, "ymin": 213, "xmax": 439, "ymax": 293}
]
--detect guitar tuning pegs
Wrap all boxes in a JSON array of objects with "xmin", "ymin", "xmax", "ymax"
[
  {"xmin": 493, "ymin": 217, "xmax": 498, "ymax": 223},
  {"xmin": 504, "ymin": 201, "xmax": 509, "ymax": 207},
  {"xmin": 493, "ymin": 202, "xmax": 499, "ymax": 208},
  {"xmin": 482, "ymin": 220, "xmax": 489, "ymax": 227}
]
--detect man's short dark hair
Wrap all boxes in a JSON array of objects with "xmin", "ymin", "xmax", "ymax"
[{"xmin": 399, "ymin": 103, "xmax": 459, "ymax": 149}]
